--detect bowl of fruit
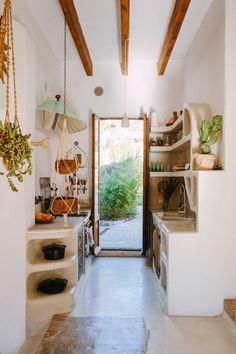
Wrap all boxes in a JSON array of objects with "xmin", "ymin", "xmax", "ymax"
[{"xmin": 35, "ymin": 213, "xmax": 56, "ymax": 224}]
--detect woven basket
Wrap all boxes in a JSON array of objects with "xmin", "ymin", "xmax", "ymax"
[
  {"xmin": 51, "ymin": 197, "xmax": 78, "ymax": 215},
  {"xmin": 55, "ymin": 159, "xmax": 78, "ymax": 175}
]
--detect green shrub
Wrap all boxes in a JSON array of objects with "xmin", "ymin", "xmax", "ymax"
[{"xmin": 100, "ymin": 157, "xmax": 141, "ymax": 220}]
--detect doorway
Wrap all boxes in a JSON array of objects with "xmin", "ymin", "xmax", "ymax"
[{"xmin": 92, "ymin": 115, "xmax": 149, "ymax": 255}]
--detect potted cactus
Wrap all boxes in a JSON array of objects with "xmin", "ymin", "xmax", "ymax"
[{"xmin": 194, "ymin": 115, "xmax": 222, "ymax": 170}]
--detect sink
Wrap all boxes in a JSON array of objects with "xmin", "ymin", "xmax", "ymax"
[{"xmin": 161, "ymin": 216, "xmax": 194, "ymax": 222}]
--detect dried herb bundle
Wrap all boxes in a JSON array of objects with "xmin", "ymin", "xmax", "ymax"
[{"xmin": 163, "ymin": 178, "xmax": 179, "ymax": 201}]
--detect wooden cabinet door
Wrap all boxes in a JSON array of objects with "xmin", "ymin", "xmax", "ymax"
[{"xmin": 153, "ymin": 226, "xmax": 161, "ymax": 278}]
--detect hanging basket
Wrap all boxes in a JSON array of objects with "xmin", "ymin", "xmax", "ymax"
[
  {"xmin": 54, "ymin": 118, "xmax": 79, "ymax": 175},
  {"xmin": 0, "ymin": 0, "xmax": 32, "ymax": 192},
  {"xmin": 55, "ymin": 158, "xmax": 78, "ymax": 175},
  {"xmin": 51, "ymin": 197, "xmax": 78, "ymax": 215}
]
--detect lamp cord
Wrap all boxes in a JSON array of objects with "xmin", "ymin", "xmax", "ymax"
[{"xmin": 64, "ymin": 12, "xmax": 67, "ymax": 115}]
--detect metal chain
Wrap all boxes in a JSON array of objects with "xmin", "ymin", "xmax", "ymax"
[{"xmin": 64, "ymin": 13, "xmax": 67, "ymax": 115}]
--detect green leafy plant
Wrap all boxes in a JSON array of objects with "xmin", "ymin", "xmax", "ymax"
[
  {"xmin": 100, "ymin": 157, "xmax": 141, "ymax": 220},
  {"xmin": 0, "ymin": 121, "xmax": 32, "ymax": 191},
  {"xmin": 200, "ymin": 115, "xmax": 222, "ymax": 154}
]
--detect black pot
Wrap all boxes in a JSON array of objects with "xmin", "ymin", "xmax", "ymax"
[
  {"xmin": 37, "ymin": 278, "xmax": 68, "ymax": 294},
  {"xmin": 42, "ymin": 243, "xmax": 66, "ymax": 260}
]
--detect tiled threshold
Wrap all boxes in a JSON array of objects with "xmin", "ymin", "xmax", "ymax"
[{"xmin": 98, "ymin": 249, "xmax": 143, "ymax": 257}]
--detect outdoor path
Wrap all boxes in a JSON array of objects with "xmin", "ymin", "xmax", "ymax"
[{"xmin": 100, "ymin": 206, "xmax": 142, "ymax": 249}]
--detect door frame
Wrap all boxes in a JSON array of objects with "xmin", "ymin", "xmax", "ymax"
[
  {"xmin": 91, "ymin": 114, "xmax": 149, "ymax": 255},
  {"xmin": 91, "ymin": 114, "xmax": 101, "ymax": 254}
]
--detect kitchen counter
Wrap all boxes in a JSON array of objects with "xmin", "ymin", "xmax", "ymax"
[
  {"xmin": 152, "ymin": 211, "xmax": 197, "ymax": 234},
  {"xmin": 28, "ymin": 212, "xmax": 91, "ymax": 234}
]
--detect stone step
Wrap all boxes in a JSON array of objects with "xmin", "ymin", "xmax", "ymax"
[{"xmin": 224, "ymin": 299, "xmax": 236, "ymax": 321}]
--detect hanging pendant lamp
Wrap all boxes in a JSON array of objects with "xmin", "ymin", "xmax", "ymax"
[
  {"xmin": 37, "ymin": 13, "xmax": 87, "ymax": 134},
  {"xmin": 37, "ymin": 94, "xmax": 87, "ymax": 133},
  {"xmin": 121, "ymin": 38, "xmax": 130, "ymax": 128}
]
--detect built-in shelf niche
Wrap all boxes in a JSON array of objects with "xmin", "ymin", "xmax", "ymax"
[
  {"xmin": 27, "ymin": 262, "xmax": 77, "ymax": 301},
  {"xmin": 27, "ymin": 237, "xmax": 76, "ymax": 266}
]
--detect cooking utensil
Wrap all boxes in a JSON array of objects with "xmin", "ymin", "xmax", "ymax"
[
  {"xmin": 42, "ymin": 243, "xmax": 66, "ymax": 260},
  {"xmin": 37, "ymin": 278, "xmax": 68, "ymax": 294}
]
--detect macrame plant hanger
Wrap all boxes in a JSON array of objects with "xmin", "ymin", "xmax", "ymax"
[
  {"xmin": 66, "ymin": 141, "xmax": 90, "ymax": 197},
  {"xmin": 50, "ymin": 13, "xmax": 79, "ymax": 228},
  {"xmin": 0, "ymin": 0, "xmax": 32, "ymax": 192}
]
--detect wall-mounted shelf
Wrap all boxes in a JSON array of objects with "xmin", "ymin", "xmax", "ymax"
[
  {"xmin": 150, "ymin": 171, "xmax": 190, "ymax": 178},
  {"xmin": 150, "ymin": 115, "xmax": 183, "ymax": 133},
  {"xmin": 150, "ymin": 134, "xmax": 191, "ymax": 153}
]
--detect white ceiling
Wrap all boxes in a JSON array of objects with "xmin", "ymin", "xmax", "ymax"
[{"xmin": 21, "ymin": 0, "xmax": 214, "ymax": 67}]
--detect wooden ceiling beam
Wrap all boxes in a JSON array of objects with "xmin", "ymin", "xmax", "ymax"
[
  {"xmin": 120, "ymin": 0, "xmax": 130, "ymax": 76},
  {"xmin": 59, "ymin": 0, "xmax": 93, "ymax": 76},
  {"xmin": 157, "ymin": 0, "xmax": 191, "ymax": 75}
]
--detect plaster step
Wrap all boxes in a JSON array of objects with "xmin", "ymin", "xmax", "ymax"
[{"xmin": 224, "ymin": 299, "xmax": 236, "ymax": 321}]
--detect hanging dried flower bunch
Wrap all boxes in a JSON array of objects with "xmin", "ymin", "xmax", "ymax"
[{"xmin": 0, "ymin": 0, "xmax": 32, "ymax": 192}]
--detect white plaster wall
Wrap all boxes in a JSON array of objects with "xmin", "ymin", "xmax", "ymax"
[
  {"xmin": 45, "ymin": 59, "xmax": 182, "ymax": 202},
  {"xmin": 34, "ymin": 58, "xmax": 184, "ymax": 202},
  {"xmin": 0, "ymin": 21, "xmax": 35, "ymax": 354},
  {"xmin": 168, "ymin": 0, "xmax": 236, "ymax": 316},
  {"xmin": 68, "ymin": 59, "xmax": 184, "ymax": 121},
  {"xmin": 183, "ymin": 0, "xmax": 224, "ymax": 115},
  {"xmin": 183, "ymin": 0, "xmax": 225, "ymax": 166}
]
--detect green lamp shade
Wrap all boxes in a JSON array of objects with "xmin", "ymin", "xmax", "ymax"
[{"xmin": 37, "ymin": 97, "xmax": 87, "ymax": 133}]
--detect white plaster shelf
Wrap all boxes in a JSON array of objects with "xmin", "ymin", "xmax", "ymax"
[
  {"xmin": 150, "ymin": 116, "xmax": 183, "ymax": 133},
  {"xmin": 150, "ymin": 134, "xmax": 191, "ymax": 153},
  {"xmin": 27, "ymin": 237, "xmax": 77, "ymax": 269},
  {"xmin": 26, "ymin": 218, "xmax": 80, "ymax": 337},
  {"xmin": 27, "ymin": 228, "xmax": 74, "ymax": 241},
  {"xmin": 27, "ymin": 261, "xmax": 77, "ymax": 300},
  {"xmin": 27, "ymin": 255, "xmax": 77, "ymax": 274},
  {"xmin": 149, "ymin": 171, "xmax": 191, "ymax": 178},
  {"xmin": 27, "ymin": 284, "xmax": 77, "ymax": 302}
]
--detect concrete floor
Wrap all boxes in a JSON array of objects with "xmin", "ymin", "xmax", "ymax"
[{"xmin": 21, "ymin": 258, "xmax": 236, "ymax": 354}]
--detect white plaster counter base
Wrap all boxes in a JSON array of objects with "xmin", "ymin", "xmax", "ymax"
[{"xmin": 26, "ymin": 216, "xmax": 87, "ymax": 337}]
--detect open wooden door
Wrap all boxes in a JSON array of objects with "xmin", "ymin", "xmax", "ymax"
[
  {"xmin": 92, "ymin": 114, "xmax": 101, "ymax": 255},
  {"xmin": 142, "ymin": 114, "xmax": 149, "ymax": 255}
]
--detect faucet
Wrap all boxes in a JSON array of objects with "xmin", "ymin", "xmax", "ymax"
[{"xmin": 178, "ymin": 183, "xmax": 187, "ymax": 217}]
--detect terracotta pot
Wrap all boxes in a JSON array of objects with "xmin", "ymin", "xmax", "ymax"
[
  {"xmin": 55, "ymin": 159, "xmax": 78, "ymax": 175},
  {"xmin": 193, "ymin": 153, "xmax": 216, "ymax": 170}
]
